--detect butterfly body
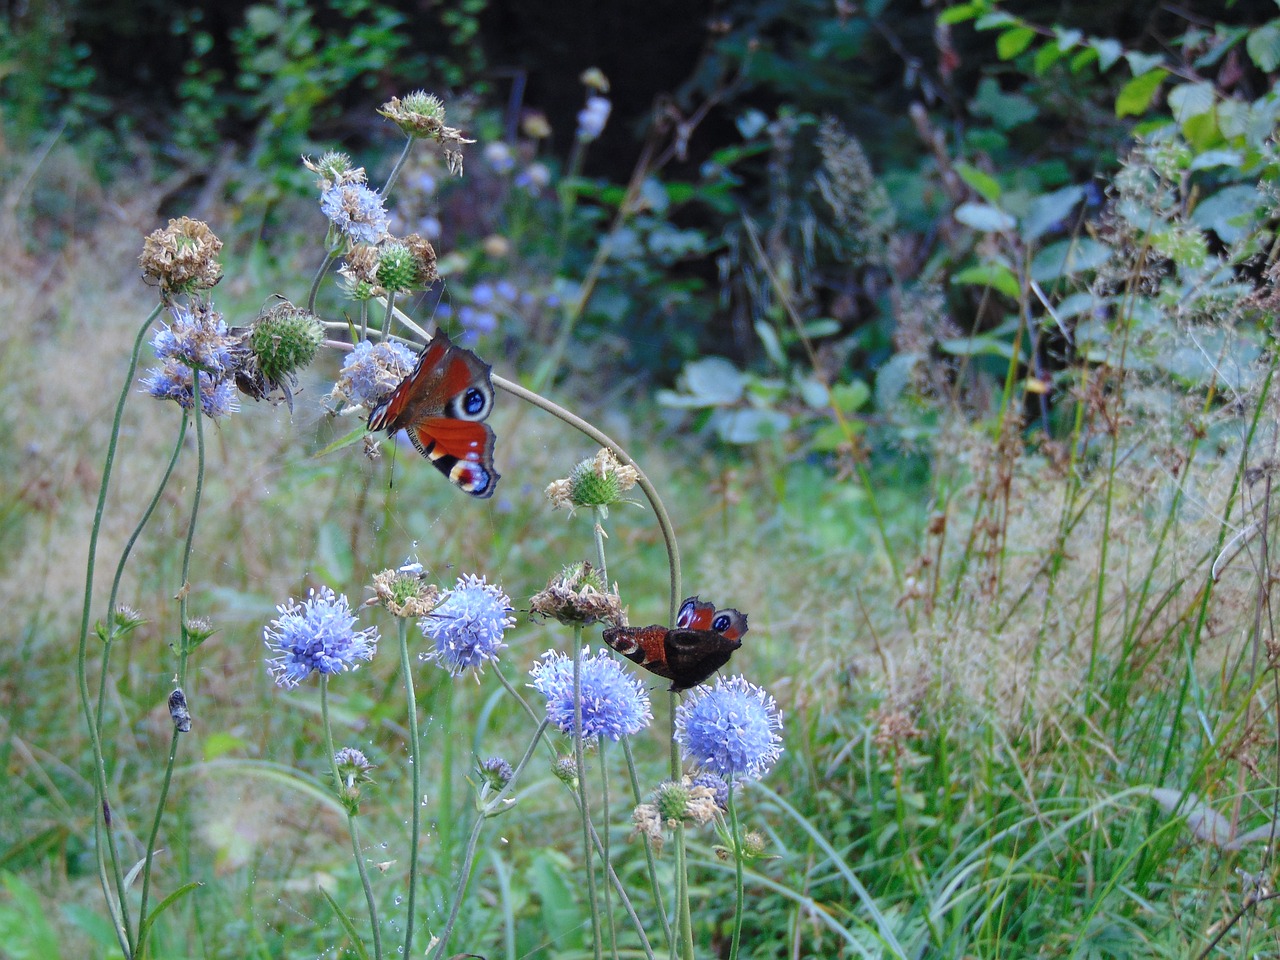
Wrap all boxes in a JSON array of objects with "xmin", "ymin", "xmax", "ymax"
[
  {"xmin": 367, "ymin": 329, "xmax": 500, "ymax": 498},
  {"xmin": 602, "ymin": 596, "xmax": 748, "ymax": 692}
]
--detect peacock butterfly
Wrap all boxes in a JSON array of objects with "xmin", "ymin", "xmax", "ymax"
[
  {"xmin": 367, "ymin": 329, "xmax": 500, "ymax": 498},
  {"xmin": 601, "ymin": 596, "xmax": 748, "ymax": 692}
]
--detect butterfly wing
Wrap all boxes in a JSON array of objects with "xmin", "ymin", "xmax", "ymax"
[
  {"xmin": 603, "ymin": 598, "xmax": 749, "ymax": 692},
  {"xmin": 601, "ymin": 624, "xmax": 675, "ymax": 683},
  {"xmin": 661, "ymin": 628, "xmax": 743, "ymax": 692},
  {"xmin": 367, "ymin": 330, "xmax": 501, "ymax": 498}
]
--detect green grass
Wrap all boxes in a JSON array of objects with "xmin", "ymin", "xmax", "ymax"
[{"xmin": 5, "ymin": 143, "xmax": 1280, "ymax": 960}]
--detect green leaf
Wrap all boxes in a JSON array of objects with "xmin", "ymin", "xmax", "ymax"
[
  {"xmin": 710, "ymin": 408, "xmax": 790, "ymax": 443},
  {"xmin": 1115, "ymin": 69, "xmax": 1168, "ymax": 117},
  {"xmin": 1191, "ymin": 183, "xmax": 1263, "ymax": 243},
  {"xmin": 831, "ymin": 380, "xmax": 871, "ymax": 413},
  {"xmin": 1247, "ymin": 19, "xmax": 1280, "ymax": 72},
  {"xmin": 1054, "ymin": 27, "xmax": 1082, "ymax": 51},
  {"xmin": 974, "ymin": 11, "xmax": 1017, "ymax": 29},
  {"xmin": 1023, "ymin": 184, "xmax": 1085, "ymax": 241},
  {"xmin": 954, "ymin": 262, "xmax": 1021, "ymax": 299},
  {"xmin": 938, "ymin": 2, "xmax": 985, "ymax": 25},
  {"xmin": 1089, "ymin": 37, "xmax": 1123, "ymax": 71},
  {"xmin": 955, "ymin": 201, "xmax": 1016, "ymax": 232},
  {"xmin": 939, "ymin": 334, "xmax": 1017, "ymax": 359},
  {"xmin": 997, "ymin": 26, "xmax": 1036, "ymax": 60},
  {"xmin": 954, "ymin": 161, "xmax": 1002, "ymax": 202},
  {"xmin": 682, "ymin": 357, "xmax": 746, "ymax": 405},
  {"xmin": 1030, "ymin": 238, "xmax": 1111, "ymax": 281},
  {"xmin": 971, "ymin": 77, "xmax": 1037, "ymax": 128},
  {"xmin": 136, "ymin": 881, "xmax": 204, "ymax": 958},
  {"xmin": 1167, "ymin": 81, "xmax": 1216, "ymax": 121},
  {"xmin": 755, "ymin": 321, "xmax": 786, "ymax": 367},
  {"xmin": 317, "ymin": 887, "xmax": 371, "ymax": 960},
  {"xmin": 1125, "ymin": 51, "xmax": 1166, "ymax": 76},
  {"xmin": 1033, "ymin": 43, "xmax": 1063, "ymax": 74}
]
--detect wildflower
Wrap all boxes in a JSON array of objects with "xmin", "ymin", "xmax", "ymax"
[
  {"xmin": 458, "ymin": 305, "xmax": 498, "ymax": 339},
  {"xmin": 521, "ymin": 111, "xmax": 552, "ymax": 139},
  {"xmin": 674, "ymin": 675, "xmax": 784, "ymax": 782},
  {"xmin": 152, "ymin": 303, "xmax": 233, "ymax": 373},
  {"xmin": 139, "ymin": 216, "xmax": 223, "ymax": 294},
  {"xmin": 232, "ymin": 300, "xmax": 324, "ymax": 405},
  {"xmin": 529, "ymin": 562, "xmax": 623, "ymax": 626},
  {"xmin": 420, "ymin": 574, "xmax": 514, "ymax": 677},
  {"xmin": 369, "ymin": 566, "xmax": 439, "ymax": 619},
  {"xmin": 330, "ymin": 339, "xmax": 417, "ymax": 409},
  {"xmin": 338, "ymin": 244, "xmax": 381, "ymax": 301},
  {"xmin": 690, "ymin": 772, "xmax": 731, "ymax": 811},
  {"xmin": 478, "ymin": 756, "xmax": 513, "ymax": 789},
  {"xmin": 484, "ymin": 141, "xmax": 516, "ymax": 174},
  {"xmin": 303, "ymin": 151, "xmax": 366, "ymax": 190},
  {"xmin": 545, "ymin": 448, "xmax": 640, "ymax": 514},
  {"xmin": 335, "ymin": 746, "xmax": 376, "ymax": 810},
  {"xmin": 576, "ymin": 96, "xmax": 612, "ymax": 142},
  {"xmin": 375, "ymin": 240, "xmax": 430, "ymax": 292},
  {"xmin": 263, "ymin": 586, "xmax": 379, "ymax": 688},
  {"xmin": 529, "ymin": 647, "xmax": 653, "ymax": 741},
  {"xmin": 378, "ymin": 91, "xmax": 475, "ymax": 174},
  {"xmin": 515, "ymin": 162, "xmax": 551, "ymax": 195},
  {"xmin": 553, "ymin": 755, "xmax": 579, "ymax": 789},
  {"xmin": 141, "ymin": 362, "xmax": 239, "ymax": 419},
  {"xmin": 321, "ymin": 182, "xmax": 390, "ymax": 246},
  {"xmin": 184, "ymin": 617, "xmax": 216, "ymax": 647}
]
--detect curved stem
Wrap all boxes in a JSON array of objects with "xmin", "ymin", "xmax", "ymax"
[
  {"xmin": 380, "ymin": 136, "xmax": 416, "ymax": 197},
  {"xmin": 322, "ymin": 677, "xmax": 383, "ymax": 960},
  {"xmin": 307, "ymin": 248, "xmax": 341, "ymax": 314},
  {"xmin": 492, "ymin": 373, "xmax": 681, "ymax": 625},
  {"xmin": 572, "ymin": 627, "xmax": 604, "ymax": 960},
  {"xmin": 77, "ymin": 305, "xmax": 161, "ymax": 956},
  {"xmin": 398, "ymin": 618, "xmax": 423, "ymax": 959}
]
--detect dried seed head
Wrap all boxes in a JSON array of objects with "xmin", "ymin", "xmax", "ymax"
[
  {"xmin": 529, "ymin": 562, "xmax": 622, "ymax": 625},
  {"xmin": 139, "ymin": 217, "xmax": 223, "ymax": 296}
]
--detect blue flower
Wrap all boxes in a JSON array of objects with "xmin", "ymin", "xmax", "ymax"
[
  {"xmin": 321, "ymin": 183, "xmax": 390, "ymax": 245},
  {"xmin": 140, "ymin": 362, "xmax": 239, "ymax": 419},
  {"xmin": 420, "ymin": 574, "xmax": 514, "ymax": 677},
  {"xmin": 152, "ymin": 304, "xmax": 232, "ymax": 373},
  {"xmin": 458, "ymin": 305, "xmax": 498, "ymax": 337},
  {"xmin": 576, "ymin": 96, "xmax": 612, "ymax": 141},
  {"xmin": 264, "ymin": 586, "xmax": 379, "ymax": 688},
  {"xmin": 674, "ymin": 675, "xmax": 784, "ymax": 782},
  {"xmin": 529, "ymin": 647, "xmax": 653, "ymax": 741},
  {"xmin": 336, "ymin": 339, "xmax": 416, "ymax": 407}
]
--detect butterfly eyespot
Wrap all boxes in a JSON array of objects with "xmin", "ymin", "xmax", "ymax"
[
  {"xmin": 712, "ymin": 613, "xmax": 732, "ymax": 632},
  {"xmin": 462, "ymin": 387, "xmax": 486, "ymax": 416}
]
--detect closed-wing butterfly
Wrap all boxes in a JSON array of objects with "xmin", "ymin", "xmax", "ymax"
[
  {"xmin": 601, "ymin": 596, "xmax": 748, "ymax": 692},
  {"xmin": 367, "ymin": 329, "xmax": 500, "ymax": 498}
]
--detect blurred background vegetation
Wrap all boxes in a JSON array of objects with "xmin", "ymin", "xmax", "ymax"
[{"xmin": 5, "ymin": 0, "xmax": 1280, "ymax": 956}]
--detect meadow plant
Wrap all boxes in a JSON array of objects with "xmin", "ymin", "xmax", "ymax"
[{"xmin": 76, "ymin": 91, "xmax": 786, "ymax": 960}]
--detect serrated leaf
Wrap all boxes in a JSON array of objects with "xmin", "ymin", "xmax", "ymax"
[
  {"xmin": 997, "ymin": 25, "xmax": 1036, "ymax": 60},
  {"xmin": 1116, "ymin": 68, "xmax": 1168, "ymax": 117},
  {"xmin": 954, "ymin": 262, "xmax": 1021, "ymax": 299},
  {"xmin": 1247, "ymin": 19, "xmax": 1280, "ymax": 72},
  {"xmin": 955, "ymin": 161, "xmax": 1002, "ymax": 202},
  {"xmin": 955, "ymin": 201, "xmax": 1016, "ymax": 232}
]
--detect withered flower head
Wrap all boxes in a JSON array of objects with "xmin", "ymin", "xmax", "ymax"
[
  {"xmin": 139, "ymin": 217, "xmax": 223, "ymax": 295},
  {"xmin": 378, "ymin": 91, "xmax": 476, "ymax": 175},
  {"xmin": 529, "ymin": 562, "xmax": 622, "ymax": 626},
  {"xmin": 338, "ymin": 244, "xmax": 382, "ymax": 301},
  {"xmin": 545, "ymin": 448, "xmax": 639, "ymax": 515},
  {"xmin": 369, "ymin": 566, "xmax": 440, "ymax": 619},
  {"xmin": 302, "ymin": 151, "xmax": 367, "ymax": 189}
]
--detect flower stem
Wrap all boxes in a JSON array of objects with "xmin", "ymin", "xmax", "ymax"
[
  {"xmin": 622, "ymin": 739, "xmax": 674, "ymax": 950},
  {"xmin": 398, "ymin": 618, "xmax": 423, "ymax": 958},
  {"xmin": 380, "ymin": 135, "xmax": 416, "ymax": 197},
  {"xmin": 674, "ymin": 824, "xmax": 694, "ymax": 960},
  {"xmin": 77, "ymin": 305, "xmax": 161, "ymax": 956},
  {"xmin": 322, "ymin": 677, "xmax": 382, "ymax": 960},
  {"xmin": 307, "ymin": 248, "xmax": 341, "ymax": 314},
  {"xmin": 592, "ymin": 507, "xmax": 609, "ymax": 585},
  {"xmin": 140, "ymin": 375, "xmax": 207, "ymax": 947},
  {"xmin": 599, "ymin": 736, "xmax": 619, "ymax": 960},
  {"xmin": 439, "ymin": 678, "xmax": 455, "ymax": 871},
  {"xmin": 726, "ymin": 777, "xmax": 745, "ymax": 960},
  {"xmin": 427, "ymin": 719, "xmax": 549, "ymax": 960},
  {"xmin": 573, "ymin": 626, "xmax": 604, "ymax": 960}
]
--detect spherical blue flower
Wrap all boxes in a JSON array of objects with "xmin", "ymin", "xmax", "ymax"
[
  {"xmin": 576, "ymin": 96, "xmax": 612, "ymax": 142},
  {"xmin": 529, "ymin": 647, "xmax": 653, "ymax": 741},
  {"xmin": 690, "ymin": 772, "xmax": 731, "ymax": 810},
  {"xmin": 264, "ymin": 586, "xmax": 379, "ymax": 688},
  {"xmin": 494, "ymin": 279, "xmax": 518, "ymax": 303},
  {"xmin": 483, "ymin": 141, "xmax": 516, "ymax": 174},
  {"xmin": 471, "ymin": 282, "xmax": 496, "ymax": 307},
  {"xmin": 458, "ymin": 305, "xmax": 498, "ymax": 337},
  {"xmin": 321, "ymin": 183, "xmax": 390, "ymax": 245},
  {"xmin": 140, "ymin": 362, "xmax": 239, "ymax": 419},
  {"xmin": 674, "ymin": 675, "xmax": 784, "ymax": 782},
  {"xmin": 152, "ymin": 304, "xmax": 232, "ymax": 373},
  {"xmin": 420, "ymin": 574, "xmax": 514, "ymax": 677},
  {"xmin": 336, "ymin": 339, "xmax": 416, "ymax": 407}
]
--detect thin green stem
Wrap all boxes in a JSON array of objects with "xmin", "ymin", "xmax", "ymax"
[
  {"xmin": 379, "ymin": 136, "xmax": 416, "ymax": 196},
  {"xmin": 674, "ymin": 824, "xmax": 694, "ymax": 960},
  {"xmin": 599, "ymin": 736, "xmax": 619, "ymax": 960},
  {"xmin": 322, "ymin": 677, "xmax": 383, "ymax": 960},
  {"xmin": 726, "ymin": 778, "xmax": 745, "ymax": 960},
  {"xmin": 427, "ymin": 719, "xmax": 550, "ymax": 960},
  {"xmin": 439, "ymin": 680, "xmax": 455, "ymax": 871},
  {"xmin": 307, "ymin": 248, "xmax": 341, "ymax": 314},
  {"xmin": 592, "ymin": 508, "xmax": 609, "ymax": 585},
  {"xmin": 573, "ymin": 626, "xmax": 604, "ymax": 960},
  {"xmin": 398, "ymin": 618, "xmax": 423, "ymax": 959},
  {"xmin": 78, "ymin": 305, "xmax": 161, "ymax": 957},
  {"xmin": 622, "ymin": 740, "xmax": 674, "ymax": 950},
  {"xmin": 140, "ymin": 374, "xmax": 207, "ymax": 944},
  {"xmin": 380, "ymin": 291, "xmax": 397, "ymax": 342}
]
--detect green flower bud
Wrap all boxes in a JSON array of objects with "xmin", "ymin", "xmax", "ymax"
[{"xmin": 250, "ymin": 302, "xmax": 324, "ymax": 384}]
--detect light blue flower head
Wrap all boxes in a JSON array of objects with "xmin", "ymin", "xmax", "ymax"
[
  {"xmin": 321, "ymin": 182, "xmax": 390, "ymax": 245},
  {"xmin": 420, "ymin": 574, "xmax": 514, "ymax": 677},
  {"xmin": 674, "ymin": 675, "xmax": 784, "ymax": 782},
  {"xmin": 152, "ymin": 303, "xmax": 233, "ymax": 373},
  {"xmin": 529, "ymin": 647, "xmax": 653, "ymax": 741},
  {"xmin": 336, "ymin": 339, "xmax": 416, "ymax": 408},
  {"xmin": 264, "ymin": 586, "xmax": 379, "ymax": 688},
  {"xmin": 140, "ymin": 362, "xmax": 239, "ymax": 419}
]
